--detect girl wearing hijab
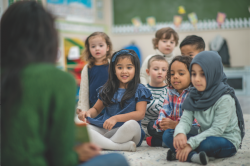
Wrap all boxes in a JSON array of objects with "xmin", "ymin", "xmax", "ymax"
[{"xmin": 164, "ymin": 51, "xmax": 244, "ymax": 165}]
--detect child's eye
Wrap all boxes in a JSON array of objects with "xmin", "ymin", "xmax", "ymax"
[
  {"xmin": 162, "ymin": 69, "xmax": 166, "ymax": 71},
  {"xmin": 91, "ymin": 46, "xmax": 95, "ymax": 48},
  {"xmin": 127, "ymin": 67, "xmax": 132, "ymax": 69},
  {"xmin": 179, "ymin": 73, "xmax": 184, "ymax": 76},
  {"xmin": 118, "ymin": 67, "xmax": 122, "ymax": 69},
  {"xmin": 201, "ymin": 73, "xmax": 205, "ymax": 76},
  {"xmin": 189, "ymin": 55, "xmax": 193, "ymax": 57},
  {"xmin": 100, "ymin": 45, "xmax": 103, "ymax": 47},
  {"xmin": 154, "ymin": 68, "xmax": 158, "ymax": 71},
  {"xmin": 191, "ymin": 73, "xmax": 196, "ymax": 76},
  {"xmin": 170, "ymin": 73, "xmax": 174, "ymax": 76},
  {"xmin": 171, "ymin": 41, "xmax": 174, "ymax": 44}
]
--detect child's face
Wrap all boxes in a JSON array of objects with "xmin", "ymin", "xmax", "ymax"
[
  {"xmin": 191, "ymin": 64, "xmax": 207, "ymax": 91},
  {"xmin": 170, "ymin": 61, "xmax": 191, "ymax": 94},
  {"xmin": 157, "ymin": 34, "xmax": 176, "ymax": 55},
  {"xmin": 115, "ymin": 57, "xmax": 135, "ymax": 89},
  {"xmin": 89, "ymin": 36, "xmax": 109, "ymax": 63},
  {"xmin": 146, "ymin": 60, "xmax": 168, "ymax": 87},
  {"xmin": 180, "ymin": 45, "xmax": 201, "ymax": 58}
]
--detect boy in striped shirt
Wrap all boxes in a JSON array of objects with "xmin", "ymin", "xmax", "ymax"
[{"xmin": 141, "ymin": 55, "xmax": 168, "ymax": 139}]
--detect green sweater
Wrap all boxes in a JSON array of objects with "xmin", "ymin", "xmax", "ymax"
[
  {"xmin": 2, "ymin": 64, "xmax": 79, "ymax": 166},
  {"xmin": 174, "ymin": 95, "xmax": 241, "ymax": 151}
]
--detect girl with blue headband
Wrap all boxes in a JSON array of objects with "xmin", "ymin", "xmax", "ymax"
[
  {"xmin": 165, "ymin": 51, "xmax": 244, "ymax": 165},
  {"xmin": 78, "ymin": 49, "xmax": 152, "ymax": 151}
]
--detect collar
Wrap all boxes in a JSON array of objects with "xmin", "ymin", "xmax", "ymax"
[
  {"xmin": 155, "ymin": 49, "xmax": 174, "ymax": 58},
  {"xmin": 167, "ymin": 86, "xmax": 191, "ymax": 97}
]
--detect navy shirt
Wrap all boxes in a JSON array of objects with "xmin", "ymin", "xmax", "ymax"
[
  {"xmin": 87, "ymin": 84, "xmax": 153, "ymax": 146},
  {"xmin": 88, "ymin": 64, "xmax": 109, "ymax": 107}
]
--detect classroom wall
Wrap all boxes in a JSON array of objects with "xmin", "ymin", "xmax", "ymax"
[
  {"xmin": 104, "ymin": 0, "xmax": 250, "ymax": 67},
  {"xmin": 109, "ymin": 28, "xmax": 250, "ymax": 67}
]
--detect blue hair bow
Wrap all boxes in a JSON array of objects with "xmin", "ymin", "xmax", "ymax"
[{"xmin": 111, "ymin": 50, "xmax": 134, "ymax": 62}]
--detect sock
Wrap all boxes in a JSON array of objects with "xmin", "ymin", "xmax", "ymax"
[
  {"xmin": 146, "ymin": 136, "xmax": 152, "ymax": 146},
  {"xmin": 166, "ymin": 149, "xmax": 177, "ymax": 161},
  {"xmin": 191, "ymin": 151, "xmax": 209, "ymax": 165}
]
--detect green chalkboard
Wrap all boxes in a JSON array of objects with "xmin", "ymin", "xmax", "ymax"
[{"xmin": 113, "ymin": 0, "xmax": 250, "ymax": 25}]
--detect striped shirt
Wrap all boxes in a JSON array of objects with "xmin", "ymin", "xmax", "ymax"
[
  {"xmin": 153, "ymin": 86, "xmax": 198, "ymax": 132},
  {"xmin": 141, "ymin": 84, "xmax": 167, "ymax": 125}
]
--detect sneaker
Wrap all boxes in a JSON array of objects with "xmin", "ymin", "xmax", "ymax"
[
  {"xmin": 199, "ymin": 151, "xmax": 209, "ymax": 165},
  {"xmin": 166, "ymin": 149, "xmax": 177, "ymax": 161}
]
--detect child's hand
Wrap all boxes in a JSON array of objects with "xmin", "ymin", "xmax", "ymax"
[
  {"xmin": 103, "ymin": 116, "xmax": 117, "ymax": 130},
  {"xmin": 76, "ymin": 109, "xmax": 82, "ymax": 114},
  {"xmin": 75, "ymin": 143, "xmax": 101, "ymax": 162},
  {"xmin": 176, "ymin": 144, "xmax": 192, "ymax": 162},
  {"xmin": 78, "ymin": 111, "xmax": 91, "ymax": 122},
  {"xmin": 159, "ymin": 118, "xmax": 178, "ymax": 130},
  {"xmin": 173, "ymin": 133, "xmax": 187, "ymax": 150}
]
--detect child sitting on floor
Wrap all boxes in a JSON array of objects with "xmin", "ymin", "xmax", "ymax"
[
  {"xmin": 146, "ymin": 56, "xmax": 199, "ymax": 147},
  {"xmin": 141, "ymin": 55, "xmax": 168, "ymax": 138},
  {"xmin": 165, "ymin": 51, "xmax": 244, "ymax": 165},
  {"xmin": 78, "ymin": 49, "xmax": 152, "ymax": 152}
]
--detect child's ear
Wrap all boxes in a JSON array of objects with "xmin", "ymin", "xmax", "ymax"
[
  {"xmin": 106, "ymin": 45, "xmax": 110, "ymax": 52},
  {"xmin": 146, "ymin": 69, "xmax": 150, "ymax": 76}
]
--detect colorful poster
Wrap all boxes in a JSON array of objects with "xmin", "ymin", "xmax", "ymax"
[
  {"xmin": 64, "ymin": 38, "xmax": 86, "ymax": 85},
  {"xmin": 217, "ymin": 12, "xmax": 226, "ymax": 27},
  {"xmin": 47, "ymin": 0, "xmax": 94, "ymax": 23},
  {"xmin": 131, "ymin": 16, "xmax": 142, "ymax": 27},
  {"xmin": 173, "ymin": 15, "xmax": 182, "ymax": 28},
  {"xmin": 146, "ymin": 16, "xmax": 156, "ymax": 27},
  {"xmin": 188, "ymin": 12, "xmax": 198, "ymax": 28},
  {"xmin": 178, "ymin": 6, "xmax": 186, "ymax": 14}
]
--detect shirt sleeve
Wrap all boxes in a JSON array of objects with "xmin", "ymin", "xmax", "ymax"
[
  {"xmin": 187, "ymin": 96, "xmax": 235, "ymax": 150},
  {"xmin": 47, "ymin": 72, "xmax": 79, "ymax": 166},
  {"xmin": 153, "ymin": 91, "xmax": 172, "ymax": 131},
  {"xmin": 173, "ymin": 110, "xmax": 194, "ymax": 137},
  {"xmin": 140, "ymin": 56, "xmax": 150, "ymax": 86},
  {"xmin": 135, "ymin": 84, "xmax": 153, "ymax": 103},
  {"xmin": 77, "ymin": 65, "xmax": 90, "ymax": 111}
]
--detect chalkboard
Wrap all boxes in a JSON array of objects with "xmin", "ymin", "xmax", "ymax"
[{"xmin": 113, "ymin": 0, "xmax": 250, "ymax": 25}]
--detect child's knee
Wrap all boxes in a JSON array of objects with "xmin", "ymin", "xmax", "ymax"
[{"xmin": 162, "ymin": 129, "xmax": 175, "ymax": 142}]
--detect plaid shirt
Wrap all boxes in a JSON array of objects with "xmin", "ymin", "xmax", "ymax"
[{"xmin": 153, "ymin": 86, "xmax": 199, "ymax": 132}]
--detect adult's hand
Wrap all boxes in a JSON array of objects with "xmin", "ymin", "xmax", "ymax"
[{"xmin": 75, "ymin": 143, "xmax": 101, "ymax": 162}]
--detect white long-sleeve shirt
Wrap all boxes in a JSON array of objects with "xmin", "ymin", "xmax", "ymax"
[{"xmin": 140, "ymin": 49, "xmax": 174, "ymax": 85}]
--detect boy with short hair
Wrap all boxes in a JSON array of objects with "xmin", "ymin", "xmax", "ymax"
[
  {"xmin": 180, "ymin": 35, "xmax": 205, "ymax": 58},
  {"xmin": 141, "ymin": 55, "xmax": 168, "ymax": 138}
]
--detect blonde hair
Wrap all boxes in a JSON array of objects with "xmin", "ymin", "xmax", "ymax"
[
  {"xmin": 152, "ymin": 27, "xmax": 179, "ymax": 49},
  {"xmin": 82, "ymin": 32, "xmax": 113, "ymax": 68},
  {"xmin": 147, "ymin": 55, "xmax": 168, "ymax": 69}
]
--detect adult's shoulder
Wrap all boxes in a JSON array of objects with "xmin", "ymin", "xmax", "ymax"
[{"xmin": 22, "ymin": 63, "xmax": 76, "ymax": 90}]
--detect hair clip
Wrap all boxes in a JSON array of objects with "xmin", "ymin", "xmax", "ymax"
[{"xmin": 111, "ymin": 50, "xmax": 134, "ymax": 62}]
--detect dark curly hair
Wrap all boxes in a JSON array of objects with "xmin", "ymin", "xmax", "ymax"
[{"xmin": 166, "ymin": 56, "xmax": 193, "ymax": 87}]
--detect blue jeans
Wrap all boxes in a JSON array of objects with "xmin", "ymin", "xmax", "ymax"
[
  {"xmin": 79, "ymin": 153, "xmax": 129, "ymax": 166},
  {"xmin": 163, "ymin": 129, "xmax": 237, "ymax": 162}
]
